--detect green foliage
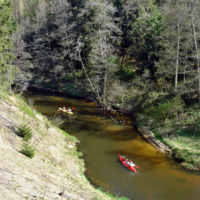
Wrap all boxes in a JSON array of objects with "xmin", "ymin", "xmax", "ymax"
[
  {"xmin": 142, "ymin": 96, "xmax": 184, "ymax": 121},
  {"xmin": 98, "ymin": 187, "xmax": 106, "ymax": 192},
  {"xmin": 171, "ymin": 146, "xmax": 200, "ymax": 167},
  {"xmin": 77, "ymin": 151, "xmax": 83, "ymax": 157},
  {"xmin": 0, "ymin": 0, "xmax": 17, "ymax": 90},
  {"xmin": 24, "ymin": 0, "xmax": 39, "ymax": 18},
  {"xmin": 18, "ymin": 124, "xmax": 33, "ymax": 141},
  {"xmin": 114, "ymin": 0, "xmax": 162, "ymax": 81},
  {"xmin": 20, "ymin": 142, "xmax": 35, "ymax": 158},
  {"xmin": 72, "ymin": 84, "xmax": 77, "ymax": 88},
  {"xmin": 115, "ymin": 67, "xmax": 136, "ymax": 80},
  {"xmin": 118, "ymin": 197, "xmax": 129, "ymax": 200}
]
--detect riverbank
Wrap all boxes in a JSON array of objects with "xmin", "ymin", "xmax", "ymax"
[
  {"xmin": 138, "ymin": 125, "xmax": 200, "ymax": 171},
  {"xmin": 0, "ymin": 90, "xmax": 124, "ymax": 200},
  {"xmin": 134, "ymin": 93, "xmax": 200, "ymax": 171},
  {"xmin": 27, "ymin": 84, "xmax": 200, "ymax": 171}
]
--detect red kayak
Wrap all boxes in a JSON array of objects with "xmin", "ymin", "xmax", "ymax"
[{"xmin": 117, "ymin": 153, "xmax": 139, "ymax": 172}]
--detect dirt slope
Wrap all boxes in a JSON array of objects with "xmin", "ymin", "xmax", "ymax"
[{"xmin": 0, "ymin": 92, "xmax": 114, "ymax": 200}]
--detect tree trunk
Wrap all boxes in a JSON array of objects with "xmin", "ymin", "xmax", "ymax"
[
  {"xmin": 191, "ymin": 13, "xmax": 200, "ymax": 104},
  {"xmin": 175, "ymin": 20, "xmax": 180, "ymax": 93},
  {"xmin": 77, "ymin": 45, "xmax": 99, "ymax": 101},
  {"xmin": 103, "ymin": 35, "xmax": 107, "ymax": 108},
  {"xmin": 121, "ymin": 55, "xmax": 125, "ymax": 68},
  {"xmin": 20, "ymin": 0, "xmax": 23, "ymax": 18},
  {"xmin": 67, "ymin": 41, "xmax": 77, "ymax": 83}
]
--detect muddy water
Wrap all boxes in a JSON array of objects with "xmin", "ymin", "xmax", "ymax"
[{"xmin": 23, "ymin": 91, "xmax": 200, "ymax": 200}]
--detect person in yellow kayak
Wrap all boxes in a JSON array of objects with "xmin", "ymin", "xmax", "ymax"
[{"xmin": 67, "ymin": 108, "xmax": 72, "ymax": 112}]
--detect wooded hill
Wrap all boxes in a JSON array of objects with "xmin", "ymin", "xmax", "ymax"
[{"xmin": 1, "ymin": 0, "xmax": 200, "ymax": 169}]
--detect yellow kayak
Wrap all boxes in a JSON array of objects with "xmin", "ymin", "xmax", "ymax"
[{"xmin": 58, "ymin": 108, "xmax": 73, "ymax": 114}]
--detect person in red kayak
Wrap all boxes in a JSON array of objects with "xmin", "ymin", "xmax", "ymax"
[
  {"xmin": 121, "ymin": 155, "xmax": 137, "ymax": 167},
  {"xmin": 125, "ymin": 158, "xmax": 129, "ymax": 165},
  {"xmin": 128, "ymin": 160, "xmax": 136, "ymax": 167}
]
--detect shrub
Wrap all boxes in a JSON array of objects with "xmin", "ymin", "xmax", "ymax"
[
  {"xmin": 18, "ymin": 124, "xmax": 33, "ymax": 141},
  {"xmin": 20, "ymin": 142, "xmax": 35, "ymax": 158},
  {"xmin": 143, "ymin": 96, "xmax": 184, "ymax": 122},
  {"xmin": 48, "ymin": 113, "xmax": 66, "ymax": 128}
]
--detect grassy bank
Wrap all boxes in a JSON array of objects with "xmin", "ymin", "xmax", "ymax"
[
  {"xmin": 133, "ymin": 92, "xmax": 200, "ymax": 170},
  {"xmin": 0, "ymin": 91, "xmax": 127, "ymax": 200}
]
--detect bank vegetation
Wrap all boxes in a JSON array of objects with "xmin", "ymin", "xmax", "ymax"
[{"xmin": 1, "ymin": 0, "xmax": 200, "ymax": 175}]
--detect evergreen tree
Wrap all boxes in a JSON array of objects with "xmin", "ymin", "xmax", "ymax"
[
  {"xmin": 0, "ymin": 0, "xmax": 17, "ymax": 91},
  {"xmin": 114, "ymin": 0, "xmax": 162, "ymax": 81}
]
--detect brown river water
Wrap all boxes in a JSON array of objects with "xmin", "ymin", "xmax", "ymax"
[{"xmin": 23, "ymin": 90, "xmax": 200, "ymax": 200}]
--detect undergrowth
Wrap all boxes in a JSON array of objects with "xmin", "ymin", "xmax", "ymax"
[
  {"xmin": 133, "ymin": 92, "xmax": 200, "ymax": 169},
  {"xmin": 20, "ymin": 142, "xmax": 35, "ymax": 158},
  {"xmin": 18, "ymin": 124, "xmax": 33, "ymax": 141},
  {"xmin": 48, "ymin": 113, "xmax": 66, "ymax": 128}
]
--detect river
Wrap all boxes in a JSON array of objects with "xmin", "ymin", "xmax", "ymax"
[{"xmin": 23, "ymin": 90, "xmax": 200, "ymax": 200}]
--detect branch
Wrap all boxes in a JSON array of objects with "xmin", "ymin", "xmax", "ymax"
[{"xmin": 111, "ymin": 116, "xmax": 118, "ymax": 124}]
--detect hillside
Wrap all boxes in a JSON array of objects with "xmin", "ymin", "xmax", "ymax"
[{"xmin": 0, "ymin": 91, "xmax": 116, "ymax": 200}]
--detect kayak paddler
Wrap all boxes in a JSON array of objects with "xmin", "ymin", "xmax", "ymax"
[
  {"xmin": 128, "ymin": 160, "xmax": 136, "ymax": 167},
  {"xmin": 67, "ymin": 108, "xmax": 72, "ymax": 112},
  {"xmin": 128, "ymin": 160, "xmax": 139, "ymax": 168},
  {"xmin": 125, "ymin": 158, "xmax": 129, "ymax": 165}
]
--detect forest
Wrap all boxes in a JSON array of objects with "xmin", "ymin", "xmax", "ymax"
[{"xmin": 1, "ymin": 0, "xmax": 200, "ymax": 169}]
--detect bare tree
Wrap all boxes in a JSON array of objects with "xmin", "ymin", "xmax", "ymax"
[
  {"xmin": 74, "ymin": 40, "xmax": 97, "ymax": 97},
  {"xmin": 156, "ymin": 0, "xmax": 192, "ymax": 93},
  {"xmin": 187, "ymin": 0, "xmax": 200, "ymax": 103},
  {"xmin": 50, "ymin": 0, "xmax": 77, "ymax": 83},
  {"xmin": 76, "ymin": 0, "xmax": 120, "ymax": 109},
  {"xmin": 23, "ymin": 2, "xmax": 66, "ymax": 89},
  {"xmin": 11, "ymin": 22, "xmax": 33, "ymax": 93}
]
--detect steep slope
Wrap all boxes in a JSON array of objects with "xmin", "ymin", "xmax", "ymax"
[{"xmin": 0, "ymin": 91, "xmax": 115, "ymax": 200}]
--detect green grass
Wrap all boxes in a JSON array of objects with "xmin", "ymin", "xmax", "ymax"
[
  {"xmin": 162, "ymin": 130, "xmax": 200, "ymax": 168},
  {"xmin": 134, "ymin": 92, "xmax": 200, "ymax": 170},
  {"xmin": 94, "ymin": 187, "xmax": 129, "ymax": 200},
  {"xmin": 0, "ymin": 91, "xmax": 12, "ymax": 101},
  {"xmin": 18, "ymin": 101, "xmax": 35, "ymax": 117},
  {"xmin": 18, "ymin": 124, "xmax": 33, "ymax": 141},
  {"xmin": 0, "ymin": 90, "xmax": 35, "ymax": 118},
  {"xmin": 20, "ymin": 142, "xmax": 35, "ymax": 158},
  {"xmin": 58, "ymin": 128, "xmax": 76, "ymax": 140}
]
